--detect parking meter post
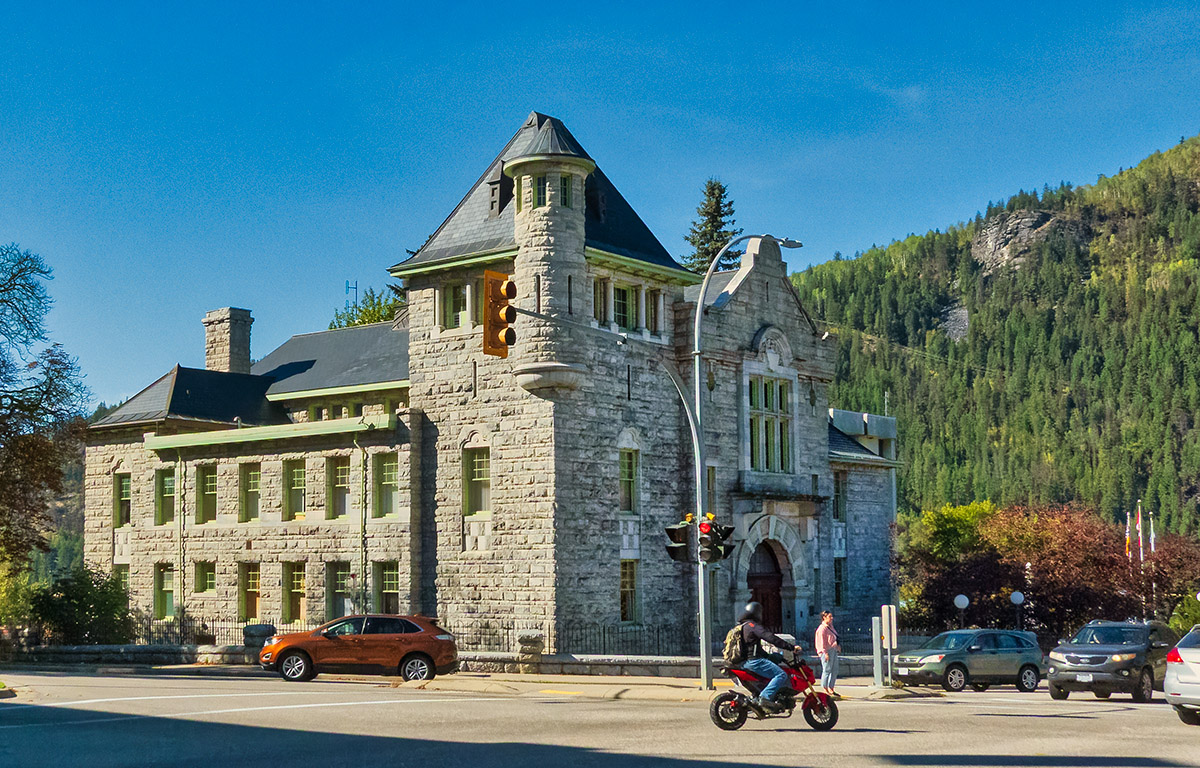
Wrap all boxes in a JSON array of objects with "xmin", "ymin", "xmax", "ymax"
[{"xmin": 872, "ymin": 616, "xmax": 884, "ymax": 688}]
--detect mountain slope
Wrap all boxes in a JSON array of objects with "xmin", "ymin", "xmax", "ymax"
[{"xmin": 793, "ymin": 136, "xmax": 1200, "ymax": 534}]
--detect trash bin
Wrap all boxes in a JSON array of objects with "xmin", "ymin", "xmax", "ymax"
[{"xmin": 242, "ymin": 623, "xmax": 277, "ymax": 650}]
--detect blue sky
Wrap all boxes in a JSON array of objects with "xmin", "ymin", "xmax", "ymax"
[{"xmin": 3, "ymin": 2, "xmax": 1199, "ymax": 407}]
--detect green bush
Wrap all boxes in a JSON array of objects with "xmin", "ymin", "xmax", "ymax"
[
  {"xmin": 30, "ymin": 566, "xmax": 133, "ymax": 645},
  {"xmin": 1170, "ymin": 596, "xmax": 1200, "ymax": 635}
]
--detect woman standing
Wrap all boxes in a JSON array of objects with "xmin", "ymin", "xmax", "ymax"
[{"xmin": 815, "ymin": 610, "xmax": 840, "ymax": 697}]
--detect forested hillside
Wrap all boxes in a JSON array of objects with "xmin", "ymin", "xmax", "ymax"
[{"xmin": 794, "ymin": 136, "xmax": 1200, "ymax": 535}]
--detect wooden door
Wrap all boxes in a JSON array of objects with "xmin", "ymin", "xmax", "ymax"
[{"xmin": 747, "ymin": 542, "xmax": 784, "ymax": 633}]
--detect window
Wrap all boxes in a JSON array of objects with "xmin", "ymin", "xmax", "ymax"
[
  {"xmin": 748, "ymin": 375, "xmax": 792, "ymax": 473},
  {"xmin": 833, "ymin": 557, "xmax": 845, "ymax": 608},
  {"xmin": 613, "ymin": 286, "xmax": 633, "ymax": 330},
  {"xmin": 327, "ymin": 562, "xmax": 351, "ymax": 620},
  {"xmin": 374, "ymin": 453, "xmax": 400, "ymax": 518},
  {"xmin": 195, "ymin": 562, "xmax": 216, "ymax": 593},
  {"xmin": 463, "ymin": 448, "xmax": 490, "ymax": 516},
  {"xmin": 240, "ymin": 463, "xmax": 261, "ymax": 522},
  {"xmin": 808, "ymin": 381, "xmax": 818, "ymax": 416},
  {"xmin": 154, "ymin": 564, "xmax": 175, "ymax": 619},
  {"xmin": 833, "ymin": 470, "xmax": 847, "ymax": 522},
  {"xmin": 647, "ymin": 290, "xmax": 661, "ymax": 334},
  {"xmin": 284, "ymin": 460, "xmax": 306, "ymax": 521},
  {"xmin": 593, "ymin": 279, "xmax": 608, "ymax": 324},
  {"xmin": 375, "ymin": 561, "xmax": 401, "ymax": 614},
  {"xmin": 196, "ymin": 465, "xmax": 217, "ymax": 523},
  {"xmin": 535, "ymin": 175, "xmax": 547, "ymax": 207},
  {"xmin": 560, "ymin": 174, "xmax": 573, "ymax": 208},
  {"xmin": 155, "ymin": 469, "xmax": 175, "ymax": 525},
  {"xmin": 114, "ymin": 473, "xmax": 131, "ymax": 528},
  {"xmin": 283, "ymin": 562, "xmax": 306, "ymax": 623},
  {"xmin": 567, "ymin": 275, "xmax": 574, "ymax": 315},
  {"xmin": 618, "ymin": 450, "xmax": 638, "ymax": 514},
  {"xmin": 619, "ymin": 560, "xmax": 639, "ymax": 623},
  {"xmin": 473, "ymin": 278, "xmax": 484, "ymax": 326},
  {"xmin": 240, "ymin": 563, "xmax": 261, "ymax": 621},
  {"xmin": 113, "ymin": 564, "xmax": 130, "ymax": 602},
  {"xmin": 515, "ymin": 175, "xmax": 522, "ymax": 212},
  {"xmin": 365, "ymin": 616, "xmax": 417, "ymax": 634},
  {"xmin": 442, "ymin": 283, "xmax": 467, "ymax": 329},
  {"xmin": 811, "ymin": 473, "xmax": 820, "ymax": 497},
  {"xmin": 328, "ymin": 457, "xmax": 351, "ymax": 519},
  {"xmin": 325, "ymin": 616, "xmax": 363, "ymax": 636}
]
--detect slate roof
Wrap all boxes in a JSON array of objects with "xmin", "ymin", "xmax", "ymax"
[
  {"xmin": 390, "ymin": 111, "xmax": 688, "ymax": 276},
  {"xmin": 683, "ymin": 271, "xmax": 737, "ymax": 306},
  {"xmin": 92, "ymin": 366, "xmax": 289, "ymax": 429},
  {"xmin": 828, "ymin": 425, "xmax": 895, "ymax": 465},
  {"xmin": 251, "ymin": 322, "xmax": 409, "ymax": 397}
]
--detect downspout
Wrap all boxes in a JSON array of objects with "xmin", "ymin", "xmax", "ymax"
[
  {"xmin": 354, "ymin": 436, "xmax": 368, "ymax": 611},
  {"xmin": 176, "ymin": 449, "xmax": 186, "ymax": 617}
]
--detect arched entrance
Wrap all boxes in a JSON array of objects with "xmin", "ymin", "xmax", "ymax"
[{"xmin": 747, "ymin": 542, "xmax": 784, "ymax": 632}]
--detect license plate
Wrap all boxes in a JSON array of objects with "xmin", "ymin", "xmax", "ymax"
[
  {"xmin": 896, "ymin": 668, "xmax": 910, "ymax": 676},
  {"xmin": 1075, "ymin": 673, "xmax": 1093, "ymax": 682}
]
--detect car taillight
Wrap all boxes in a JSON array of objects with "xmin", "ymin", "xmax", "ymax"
[{"xmin": 1167, "ymin": 647, "xmax": 1183, "ymax": 664}]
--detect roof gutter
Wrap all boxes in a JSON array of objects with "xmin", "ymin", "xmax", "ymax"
[
  {"xmin": 388, "ymin": 249, "xmax": 517, "ymax": 278},
  {"xmin": 144, "ymin": 414, "xmax": 395, "ymax": 450},
  {"xmin": 585, "ymin": 248, "xmax": 702, "ymax": 285}
]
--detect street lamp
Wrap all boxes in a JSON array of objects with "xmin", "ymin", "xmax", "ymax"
[
  {"xmin": 692, "ymin": 234, "xmax": 802, "ymax": 690},
  {"xmin": 1011, "ymin": 591, "xmax": 1025, "ymax": 631},
  {"xmin": 953, "ymin": 594, "xmax": 969, "ymax": 629}
]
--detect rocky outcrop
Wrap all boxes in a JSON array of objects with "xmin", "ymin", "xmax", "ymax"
[{"xmin": 971, "ymin": 210, "xmax": 1088, "ymax": 275}]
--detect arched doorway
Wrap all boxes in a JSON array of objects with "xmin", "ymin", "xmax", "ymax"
[{"xmin": 747, "ymin": 542, "xmax": 784, "ymax": 632}]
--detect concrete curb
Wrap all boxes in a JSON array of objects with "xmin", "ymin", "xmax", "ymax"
[{"xmin": 0, "ymin": 662, "xmax": 270, "ymax": 678}]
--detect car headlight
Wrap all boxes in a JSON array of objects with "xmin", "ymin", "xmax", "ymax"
[
  {"xmin": 919, "ymin": 654, "xmax": 945, "ymax": 664},
  {"xmin": 1110, "ymin": 653, "xmax": 1137, "ymax": 662},
  {"xmin": 264, "ymin": 636, "xmax": 279, "ymax": 647},
  {"xmin": 1049, "ymin": 651, "xmax": 1067, "ymax": 663}
]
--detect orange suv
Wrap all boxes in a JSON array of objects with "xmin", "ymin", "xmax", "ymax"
[{"xmin": 259, "ymin": 614, "xmax": 458, "ymax": 682}]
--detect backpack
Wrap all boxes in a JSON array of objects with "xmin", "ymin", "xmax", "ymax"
[{"xmin": 723, "ymin": 622, "xmax": 748, "ymax": 665}]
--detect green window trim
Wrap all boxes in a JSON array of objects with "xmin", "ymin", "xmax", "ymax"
[
  {"xmin": 619, "ymin": 449, "xmax": 638, "ymax": 515},
  {"xmin": 114, "ymin": 473, "xmax": 132, "ymax": 528},
  {"xmin": 196, "ymin": 465, "xmax": 217, "ymax": 524},
  {"xmin": 374, "ymin": 452, "xmax": 401, "ymax": 518},
  {"xmin": 284, "ymin": 460, "xmax": 307, "ymax": 521},
  {"xmin": 283, "ymin": 562, "xmax": 306, "ymax": 623},
  {"xmin": 327, "ymin": 457, "xmax": 352, "ymax": 519},
  {"xmin": 154, "ymin": 564, "xmax": 175, "ymax": 620},
  {"xmin": 560, "ymin": 174, "xmax": 573, "ymax": 208},
  {"xmin": 239, "ymin": 464, "xmax": 261, "ymax": 523},
  {"xmin": 535, "ymin": 175, "xmax": 548, "ymax": 208},
  {"xmin": 239, "ymin": 563, "xmax": 261, "ymax": 621},
  {"xmin": 195, "ymin": 562, "xmax": 216, "ymax": 593},
  {"xmin": 619, "ymin": 559, "xmax": 639, "ymax": 624},
  {"xmin": 748, "ymin": 375, "xmax": 793, "ymax": 474},
  {"xmin": 155, "ymin": 469, "xmax": 176, "ymax": 526},
  {"xmin": 463, "ymin": 448, "xmax": 490, "ymax": 516},
  {"xmin": 374, "ymin": 560, "xmax": 401, "ymax": 614}
]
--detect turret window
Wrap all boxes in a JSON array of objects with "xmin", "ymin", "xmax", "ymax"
[
  {"xmin": 535, "ymin": 175, "xmax": 548, "ymax": 208},
  {"xmin": 560, "ymin": 175, "xmax": 573, "ymax": 208}
]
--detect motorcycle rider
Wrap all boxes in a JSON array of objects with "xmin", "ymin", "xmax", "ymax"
[{"xmin": 735, "ymin": 601, "xmax": 798, "ymax": 713}]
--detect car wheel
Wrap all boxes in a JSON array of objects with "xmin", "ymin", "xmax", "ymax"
[
  {"xmin": 400, "ymin": 653, "xmax": 435, "ymax": 681},
  {"xmin": 1048, "ymin": 684, "xmax": 1069, "ymax": 700},
  {"xmin": 1016, "ymin": 665, "xmax": 1040, "ymax": 693},
  {"xmin": 278, "ymin": 651, "xmax": 315, "ymax": 682},
  {"xmin": 709, "ymin": 691, "xmax": 748, "ymax": 730},
  {"xmin": 1093, "ymin": 691, "xmax": 1111, "ymax": 699},
  {"xmin": 1175, "ymin": 706, "xmax": 1200, "ymax": 726},
  {"xmin": 942, "ymin": 665, "xmax": 968, "ymax": 692},
  {"xmin": 971, "ymin": 683, "xmax": 990, "ymax": 692},
  {"xmin": 1131, "ymin": 669, "xmax": 1153, "ymax": 703}
]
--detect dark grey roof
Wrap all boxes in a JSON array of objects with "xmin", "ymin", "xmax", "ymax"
[
  {"xmin": 828, "ymin": 425, "xmax": 894, "ymax": 465},
  {"xmin": 391, "ymin": 111, "xmax": 687, "ymax": 275},
  {"xmin": 251, "ymin": 322, "xmax": 409, "ymax": 396},
  {"xmin": 92, "ymin": 366, "xmax": 289, "ymax": 429},
  {"xmin": 683, "ymin": 271, "xmax": 737, "ymax": 306}
]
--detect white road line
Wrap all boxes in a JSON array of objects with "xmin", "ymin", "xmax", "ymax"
[
  {"xmin": 0, "ymin": 696, "xmax": 514, "ymax": 731},
  {"xmin": 36, "ymin": 691, "xmax": 333, "ymax": 708}
]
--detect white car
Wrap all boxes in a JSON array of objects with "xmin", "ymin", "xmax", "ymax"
[{"xmin": 1165, "ymin": 624, "xmax": 1200, "ymax": 725}]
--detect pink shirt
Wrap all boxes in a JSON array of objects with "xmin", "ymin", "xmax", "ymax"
[{"xmin": 815, "ymin": 624, "xmax": 839, "ymax": 655}]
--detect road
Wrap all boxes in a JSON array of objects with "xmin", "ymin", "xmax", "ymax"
[{"xmin": 1, "ymin": 671, "xmax": 1197, "ymax": 768}]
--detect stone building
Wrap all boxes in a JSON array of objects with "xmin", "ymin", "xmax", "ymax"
[{"xmin": 84, "ymin": 112, "xmax": 898, "ymax": 650}]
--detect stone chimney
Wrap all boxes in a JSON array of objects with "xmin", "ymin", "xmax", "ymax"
[{"xmin": 202, "ymin": 307, "xmax": 253, "ymax": 374}]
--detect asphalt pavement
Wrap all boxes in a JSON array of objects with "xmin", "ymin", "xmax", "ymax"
[{"xmin": 1, "ymin": 669, "xmax": 1197, "ymax": 768}]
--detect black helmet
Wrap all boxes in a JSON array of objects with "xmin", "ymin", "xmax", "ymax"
[{"xmin": 738, "ymin": 601, "xmax": 763, "ymax": 623}]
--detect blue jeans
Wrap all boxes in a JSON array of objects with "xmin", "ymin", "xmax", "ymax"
[
  {"xmin": 820, "ymin": 648, "xmax": 839, "ymax": 690},
  {"xmin": 743, "ymin": 656, "xmax": 789, "ymax": 702}
]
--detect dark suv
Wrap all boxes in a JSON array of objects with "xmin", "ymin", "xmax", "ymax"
[{"xmin": 1047, "ymin": 620, "xmax": 1178, "ymax": 701}]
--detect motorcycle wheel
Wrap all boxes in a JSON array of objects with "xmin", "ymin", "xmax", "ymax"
[
  {"xmin": 710, "ymin": 691, "xmax": 748, "ymax": 731},
  {"xmin": 802, "ymin": 697, "xmax": 839, "ymax": 731}
]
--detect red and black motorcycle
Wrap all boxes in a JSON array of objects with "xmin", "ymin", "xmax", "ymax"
[{"xmin": 710, "ymin": 655, "xmax": 839, "ymax": 731}]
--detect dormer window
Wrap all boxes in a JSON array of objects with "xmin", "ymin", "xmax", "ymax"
[{"xmin": 487, "ymin": 174, "xmax": 513, "ymax": 219}]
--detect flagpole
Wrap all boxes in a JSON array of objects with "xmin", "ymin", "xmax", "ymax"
[
  {"xmin": 1149, "ymin": 508, "xmax": 1157, "ymax": 619},
  {"xmin": 1137, "ymin": 499, "xmax": 1145, "ymax": 619}
]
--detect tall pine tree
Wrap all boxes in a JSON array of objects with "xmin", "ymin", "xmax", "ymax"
[{"xmin": 682, "ymin": 179, "xmax": 743, "ymax": 273}]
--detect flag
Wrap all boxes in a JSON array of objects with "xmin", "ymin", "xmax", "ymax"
[
  {"xmin": 1136, "ymin": 503, "xmax": 1145, "ymax": 564},
  {"xmin": 1149, "ymin": 511, "xmax": 1157, "ymax": 554},
  {"xmin": 1125, "ymin": 513, "xmax": 1132, "ymax": 560}
]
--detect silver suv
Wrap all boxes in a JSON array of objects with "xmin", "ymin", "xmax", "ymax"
[
  {"xmin": 1165, "ymin": 625, "xmax": 1200, "ymax": 725},
  {"xmin": 1046, "ymin": 620, "xmax": 1177, "ymax": 701}
]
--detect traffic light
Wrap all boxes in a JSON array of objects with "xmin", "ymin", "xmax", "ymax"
[
  {"xmin": 483, "ymin": 270, "xmax": 517, "ymax": 358},
  {"xmin": 665, "ymin": 519, "xmax": 691, "ymax": 563},
  {"xmin": 698, "ymin": 516, "xmax": 736, "ymax": 562}
]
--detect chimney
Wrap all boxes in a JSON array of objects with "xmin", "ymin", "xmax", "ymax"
[{"xmin": 203, "ymin": 307, "xmax": 253, "ymax": 374}]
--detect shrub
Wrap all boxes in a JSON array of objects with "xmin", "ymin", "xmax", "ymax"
[{"xmin": 30, "ymin": 566, "xmax": 133, "ymax": 645}]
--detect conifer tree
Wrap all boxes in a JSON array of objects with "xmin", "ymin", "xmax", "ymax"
[{"xmin": 682, "ymin": 179, "xmax": 743, "ymax": 273}]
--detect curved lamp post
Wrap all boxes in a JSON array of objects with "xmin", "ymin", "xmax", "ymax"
[{"xmin": 692, "ymin": 234, "xmax": 802, "ymax": 690}]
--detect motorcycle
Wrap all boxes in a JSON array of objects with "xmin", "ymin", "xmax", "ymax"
[{"xmin": 710, "ymin": 653, "xmax": 839, "ymax": 731}]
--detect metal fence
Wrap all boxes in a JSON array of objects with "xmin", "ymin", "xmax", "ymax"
[
  {"xmin": 447, "ymin": 621, "xmax": 693, "ymax": 657},
  {"xmin": 30, "ymin": 614, "xmax": 323, "ymax": 647}
]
